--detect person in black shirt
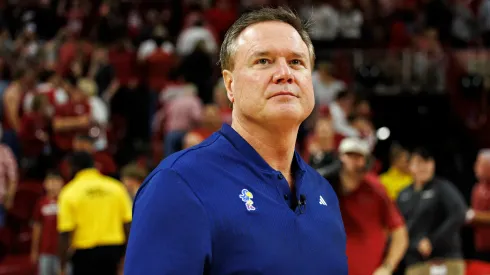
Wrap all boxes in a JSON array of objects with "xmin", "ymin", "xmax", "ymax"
[{"xmin": 397, "ymin": 147, "xmax": 467, "ymax": 275}]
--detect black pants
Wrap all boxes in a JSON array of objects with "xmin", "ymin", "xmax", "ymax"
[{"xmin": 71, "ymin": 245, "xmax": 125, "ymax": 275}]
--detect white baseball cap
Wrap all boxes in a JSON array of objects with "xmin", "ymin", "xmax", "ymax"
[{"xmin": 338, "ymin": 137, "xmax": 370, "ymax": 156}]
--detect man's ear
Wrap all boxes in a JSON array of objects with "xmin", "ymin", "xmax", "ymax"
[{"xmin": 222, "ymin": 70, "xmax": 234, "ymax": 105}]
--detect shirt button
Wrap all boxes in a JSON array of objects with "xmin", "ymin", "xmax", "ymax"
[{"xmin": 277, "ymin": 173, "xmax": 284, "ymax": 180}]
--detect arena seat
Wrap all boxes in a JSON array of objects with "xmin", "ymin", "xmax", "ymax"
[{"xmin": 466, "ymin": 260, "xmax": 490, "ymax": 275}]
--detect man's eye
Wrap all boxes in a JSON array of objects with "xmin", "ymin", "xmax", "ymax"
[
  {"xmin": 291, "ymin": 59, "xmax": 303, "ymax": 65},
  {"xmin": 257, "ymin": 59, "xmax": 270, "ymax": 65}
]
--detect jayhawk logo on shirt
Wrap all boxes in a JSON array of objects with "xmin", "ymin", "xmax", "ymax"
[{"xmin": 239, "ymin": 189, "xmax": 256, "ymax": 211}]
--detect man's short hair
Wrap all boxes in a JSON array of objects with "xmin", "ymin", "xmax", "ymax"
[
  {"xmin": 121, "ymin": 163, "xmax": 148, "ymax": 182},
  {"xmin": 45, "ymin": 170, "xmax": 62, "ymax": 179},
  {"xmin": 411, "ymin": 147, "xmax": 434, "ymax": 161},
  {"xmin": 389, "ymin": 142, "xmax": 408, "ymax": 163},
  {"xmin": 219, "ymin": 6, "xmax": 315, "ymax": 71},
  {"xmin": 69, "ymin": 151, "xmax": 95, "ymax": 172}
]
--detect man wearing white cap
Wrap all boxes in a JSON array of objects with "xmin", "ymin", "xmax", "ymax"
[{"xmin": 326, "ymin": 137, "xmax": 408, "ymax": 275}]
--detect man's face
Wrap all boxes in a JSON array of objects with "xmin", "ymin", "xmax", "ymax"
[
  {"xmin": 223, "ymin": 21, "xmax": 314, "ymax": 126},
  {"xmin": 340, "ymin": 152, "xmax": 366, "ymax": 175},
  {"xmin": 409, "ymin": 155, "xmax": 435, "ymax": 183},
  {"xmin": 73, "ymin": 139, "xmax": 93, "ymax": 153},
  {"xmin": 395, "ymin": 151, "xmax": 410, "ymax": 174},
  {"xmin": 44, "ymin": 177, "xmax": 63, "ymax": 196},
  {"xmin": 475, "ymin": 155, "xmax": 490, "ymax": 181}
]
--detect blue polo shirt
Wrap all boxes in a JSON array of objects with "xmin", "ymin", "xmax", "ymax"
[{"xmin": 124, "ymin": 124, "xmax": 347, "ymax": 275}]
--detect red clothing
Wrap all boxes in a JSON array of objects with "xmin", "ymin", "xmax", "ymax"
[
  {"xmin": 18, "ymin": 112, "xmax": 49, "ymax": 157},
  {"xmin": 339, "ymin": 177, "xmax": 404, "ymax": 275},
  {"xmin": 472, "ymin": 182, "xmax": 490, "ymax": 251},
  {"xmin": 53, "ymin": 99, "xmax": 91, "ymax": 151},
  {"xmin": 204, "ymin": 8, "xmax": 237, "ymax": 39},
  {"xmin": 33, "ymin": 196, "xmax": 58, "ymax": 255},
  {"xmin": 57, "ymin": 40, "xmax": 93, "ymax": 76},
  {"xmin": 108, "ymin": 48, "xmax": 137, "ymax": 86}
]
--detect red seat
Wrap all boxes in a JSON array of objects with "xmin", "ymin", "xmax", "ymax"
[{"xmin": 466, "ymin": 260, "xmax": 490, "ymax": 275}]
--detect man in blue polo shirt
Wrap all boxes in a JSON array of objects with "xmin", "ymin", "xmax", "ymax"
[{"xmin": 124, "ymin": 7, "xmax": 348, "ymax": 275}]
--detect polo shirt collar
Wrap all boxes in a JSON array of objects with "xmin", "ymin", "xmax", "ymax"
[{"xmin": 218, "ymin": 123, "xmax": 307, "ymax": 174}]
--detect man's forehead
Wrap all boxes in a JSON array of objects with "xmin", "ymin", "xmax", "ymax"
[{"xmin": 235, "ymin": 22, "xmax": 309, "ymax": 58}]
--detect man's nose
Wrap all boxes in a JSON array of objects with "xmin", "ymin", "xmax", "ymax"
[{"xmin": 272, "ymin": 59, "xmax": 294, "ymax": 84}]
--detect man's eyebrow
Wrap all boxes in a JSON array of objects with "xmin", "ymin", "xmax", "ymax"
[
  {"xmin": 249, "ymin": 51, "xmax": 271, "ymax": 58},
  {"xmin": 248, "ymin": 51, "xmax": 308, "ymax": 59},
  {"xmin": 290, "ymin": 52, "xmax": 308, "ymax": 60}
]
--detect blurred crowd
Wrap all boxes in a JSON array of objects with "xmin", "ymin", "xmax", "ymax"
[{"xmin": 0, "ymin": 0, "xmax": 489, "ymax": 274}]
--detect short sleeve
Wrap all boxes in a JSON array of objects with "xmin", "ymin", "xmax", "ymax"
[
  {"xmin": 383, "ymin": 197, "xmax": 405, "ymax": 230},
  {"xmin": 371, "ymin": 181, "xmax": 404, "ymax": 230},
  {"xmin": 57, "ymin": 191, "xmax": 76, "ymax": 232}
]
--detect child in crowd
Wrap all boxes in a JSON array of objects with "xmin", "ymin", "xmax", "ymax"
[{"xmin": 31, "ymin": 172, "xmax": 64, "ymax": 275}]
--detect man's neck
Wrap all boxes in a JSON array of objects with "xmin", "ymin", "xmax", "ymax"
[
  {"xmin": 231, "ymin": 116, "xmax": 298, "ymax": 179},
  {"xmin": 414, "ymin": 178, "xmax": 431, "ymax": 191},
  {"xmin": 47, "ymin": 193, "xmax": 58, "ymax": 200},
  {"xmin": 339, "ymin": 169, "xmax": 362, "ymax": 194},
  {"xmin": 391, "ymin": 166, "xmax": 408, "ymax": 175}
]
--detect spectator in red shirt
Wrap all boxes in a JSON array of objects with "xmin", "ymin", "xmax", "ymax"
[
  {"xmin": 467, "ymin": 149, "xmax": 490, "ymax": 262},
  {"xmin": 31, "ymin": 172, "xmax": 64, "ymax": 275},
  {"xmin": 19, "ymin": 94, "xmax": 50, "ymax": 158},
  {"xmin": 108, "ymin": 38, "xmax": 137, "ymax": 87},
  {"xmin": 325, "ymin": 137, "xmax": 408, "ymax": 275},
  {"xmin": 52, "ymin": 75, "xmax": 91, "ymax": 159},
  {"xmin": 19, "ymin": 93, "xmax": 52, "ymax": 179}
]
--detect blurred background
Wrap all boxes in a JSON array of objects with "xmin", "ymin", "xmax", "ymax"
[{"xmin": 0, "ymin": 0, "xmax": 488, "ymax": 274}]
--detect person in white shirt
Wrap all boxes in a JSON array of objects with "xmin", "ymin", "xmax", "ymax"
[
  {"xmin": 329, "ymin": 90, "xmax": 358, "ymax": 137},
  {"xmin": 312, "ymin": 61, "xmax": 346, "ymax": 107}
]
